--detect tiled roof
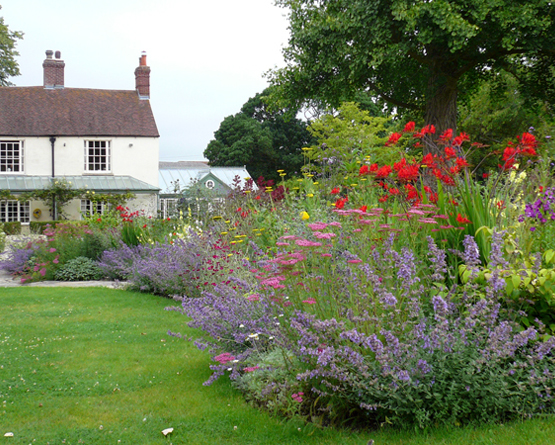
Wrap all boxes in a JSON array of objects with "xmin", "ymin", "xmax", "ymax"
[
  {"xmin": 0, "ymin": 87, "xmax": 159, "ymax": 137},
  {"xmin": 0, "ymin": 175, "xmax": 159, "ymax": 192}
]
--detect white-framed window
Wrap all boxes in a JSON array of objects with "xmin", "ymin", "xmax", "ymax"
[
  {"xmin": 0, "ymin": 140, "xmax": 24, "ymax": 173},
  {"xmin": 84, "ymin": 140, "xmax": 111, "ymax": 172},
  {"xmin": 80, "ymin": 200, "xmax": 107, "ymax": 219},
  {"xmin": 0, "ymin": 200, "xmax": 30, "ymax": 223},
  {"xmin": 159, "ymin": 198, "xmax": 179, "ymax": 219}
]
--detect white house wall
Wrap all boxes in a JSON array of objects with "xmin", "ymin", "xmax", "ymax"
[{"xmin": 22, "ymin": 136, "xmax": 159, "ymax": 188}]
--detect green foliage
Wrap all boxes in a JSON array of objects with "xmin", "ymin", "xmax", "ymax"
[
  {"xmin": 53, "ymin": 256, "xmax": 104, "ymax": 281},
  {"xmin": 204, "ymin": 88, "xmax": 316, "ymax": 181},
  {"xmin": 0, "ymin": 6, "xmax": 23, "ymax": 86},
  {"xmin": 22, "ymin": 179, "xmax": 85, "ymax": 220},
  {"xmin": 304, "ymin": 102, "xmax": 393, "ymax": 175},
  {"xmin": 2, "ymin": 221, "xmax": 21, "ymax": 235},
  {"xmin": 0, "ymin": 222, "xmax": 5, "ymax": 252},
  {"xmin": 269, "ymin": 0, "xmax": 555, "ymax": 136}
]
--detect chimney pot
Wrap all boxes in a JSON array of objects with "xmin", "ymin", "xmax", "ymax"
[
  {"xmin": 55, "ymin": 51, "xmax": 61, "ymax": 59},
  {"xmin": 135, "ymin": 52, "xmax": 150, "ymax": 99},
  {"xmin": 43, "ymin": 49, "xmax": 65, "ymax": 89}
]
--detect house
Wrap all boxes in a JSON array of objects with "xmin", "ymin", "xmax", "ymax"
[
  {"xmin": 0, "ymin": 50, "xmax": 160, "ymax": 225},
  {"xmin": 158, "ymin": 161, "xmax": 255, "ymax": 218}
]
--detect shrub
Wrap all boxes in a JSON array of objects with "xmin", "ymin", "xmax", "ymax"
[
  {"xmin": 0, "ymin": 223, "xmax": 5, "ymax": 252},
  {"xmin": 53, "ymin": 256, "xmax": 104, "ymax": 281},
  {"xmin": 3, "ymin": 221, "xmax": 21, "ymax": 235}
]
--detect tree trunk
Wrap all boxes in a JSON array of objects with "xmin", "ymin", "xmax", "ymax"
[{"xmin": 424, "ymin": 66, "xmax": 458, "ymax": 156}]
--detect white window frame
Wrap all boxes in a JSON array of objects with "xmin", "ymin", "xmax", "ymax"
[
  {"xmin": 84, "ymin": 140, "xmax": 111, "ymax": 172},
  {"xmin": 0, "ymin": 140, "xmax": 24, "ymax": 173},
  {"xmin": 159, "ymin": 198, "xmax": 179, "ymax": 219},
  {"xmin": 80, "ymin": 199, "xmax": 107, "ymax": 219},
  {"xmin": 0, "ymin": 200, "xmax": 30, "ymax": 223}
]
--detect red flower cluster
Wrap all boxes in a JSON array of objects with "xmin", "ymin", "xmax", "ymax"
[{"xmin": 335, "ymin": 196, "xmax": 349, "ymax": 209}]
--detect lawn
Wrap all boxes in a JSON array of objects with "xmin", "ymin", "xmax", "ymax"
[{"xmin": 1, "ymin": 287, "xmax": 554, "ymax": 444}]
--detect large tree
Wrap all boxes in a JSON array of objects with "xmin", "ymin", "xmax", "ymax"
[
  {"xmin": 268, "ymin": 0, "xmax": 555, "ymax": 149},
  {"xmin": 204, "ymin": 88, "xmax": 315, "ymax": 181},
  {"xmin": 0, "ymin": 5, "xmax": 23, "ymax": 86}
]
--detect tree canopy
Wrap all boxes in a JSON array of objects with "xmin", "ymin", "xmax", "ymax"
[
  {"xmin": 268, "ymin": 0, "xmax": 555, "ymax": 142},
  {"xmin": 0, "ymin": 5, "xmax": 23, "ymax": 86},
  {"xmin": 204, "ymin": 88, "xmax": 316, "ymax": 181}
]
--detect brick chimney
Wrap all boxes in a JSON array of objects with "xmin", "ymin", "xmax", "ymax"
[
  {"xmin": 135, "ymin": 51, "xmax": 150, "ymax": 99},
  {"xmin": 43, "ymin": 50, "xmax": 65, "ymax": 89}
]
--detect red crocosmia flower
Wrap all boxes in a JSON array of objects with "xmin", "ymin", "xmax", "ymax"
[
  {"xmin": 397, "ymin": 164, "xmax": 420, "ymax": 182},
  {"xmin": 369, "ymin": 163, "xmax": 379, "ymax": 172},
  {"xmin": 376, "ymin": 165, "xmax": 392, "ymax": 178},
  {"xmin": 540, "ymin": 186, "xmax": 544, "ymax": 193},
  {"xmin": 439, "ymin": 129, "xmax": 453, "ymax": 141},
  {"xmin": 393, "ymin": 158, "xmax": 407, "ymax": 171},
  {"xmin": 428, "ymin": 192, "xmax": 438, "ymax": 203},
  {"xmin": 385, "ymin": 132, "xmax": 402, "ymax": 146},
  {"xmin": 449, "ymin": 166, "xmax": 461, "ymax": 175},
  {"xmin": 522, "ymin": 147, "xmax": 537, "ymax": 157},
  {"xmin": 496, "ymin": 200, "xmax": 505, "ymax": 210},
  {"xmin": 423, "ymin": 186, "xmax": 432, "ymax": 194},
  {"xmin": 359, "ymin": 205, "xmax": 368, "ymax": 212},
  {"xmin": 237, "ymin": 207, "xmax": 242, "ymax": 212},
  {"xmin": 378, "ymin": 195, "xmax": 389, "ymax": 203},
  {"xmin": 405, "ymin": 184, "xmax": 420, "ymax": 200},
  {"xmin": 444, "ymin": 146, "xmax": 456, "ymax": 159},
  {"xmin": 453, "ymin": 132, "xmax": 470, "ymax": 146},
  {"xmin": 441, "ymin": 175, "xmax": 456, "ymax": 186},
  {"xmin": 331, "ymin": 187, "xmax": 341, "ymax": 195},
  {"xmin": 335, "ymin": 197, "xmax": 348, "ymax": 209},
  {"xmin": 456, "ymin": 213, "xmax": 471, "ymax": 224},
  {"xmin": 451, "ymin": 199, "xmax": 459, "ymax": 206},
  {"xmin": 421, "ymin": 153, "xmax": 436, "ymax": 167},
  {"xmin": 482, "ymin": 173, "xmax": 489, "ymax": 179},
  {"xmin": 502, "ymin": 146, "xmax": 518, "ymax": 161},
  {"xmin": 420, "ymin": 124, "xmax": 436, "ymax": 135},
  {"xmin": 518, "ymin": 132, "xmax": 537, "ymax": 150},
  {"xmin": 456, "ymin": 157, "xmax": 469, "ymax": 168},
  {"xmin": 403, "ymin": 121, "xmax": 416, "ymax": 133},
  {"xmin": 359, "ymin": 165, "xmax": 369, "ymax": 175},
  {"xmin": 389, "ymin": 188, "xmax": 400, "ymax": 195}
]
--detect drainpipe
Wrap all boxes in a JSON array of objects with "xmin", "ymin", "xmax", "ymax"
[{"xmin": 49, "ymin": 136, "xmax": 56, "ymax": 221}]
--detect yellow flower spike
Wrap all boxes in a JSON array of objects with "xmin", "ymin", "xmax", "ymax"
[
  {"xmin": 306, "ymin": 193, "xmax": 314, "ymax": 198},
  {"xmin": 228, "ymin": 253, "xmax": 233, "ymax": 257},
  {"xmin": 361, "ymin": 178, "xmax": 367, "ymax": 181},
  {"xmin": 259, "ymin": 228, "xmax": 265, "ymax": 231},
  {"xmin": 277, "ymin": 169, "xmax": 285, "ymax": 173},
  {"xmin": 350, "ymin": 183, "xmax": 358, "ymax": 187},
  {"xmin": 313, "ymin": 181, "xmax": 319, "ymax": 185},
  {"xmin": 245, "ymin": 190, "xmax": 251, "ymax": 194},
  {"xmin": 307, "ymin": 174, "xmax": 314, "ymax": 177},
  {"xmin": 244, "ymin": 177, "xmax": 251, "ymax": 181},
  {"xmin": 225, "ymin": 220, "xmax": 230, "ymax": 224},
  {"xmin": 221, "ymin": 232, "xmax": 228, "ymax": 235},
  {"xmin": 212, "ymin": 216, "xmax": 222, "ymax": 220},
  {"xmin": 356, "ymin": 160, "xmax": 361, "ymax": 164},
  {"xmin": 292, "ymin": 187, "xmax": 300, "ymax": 190},
  {"xmin": 300, "ymin": 211, "xmax": 310, "ymax": 220},
  {"xmin": 279, "ymin": 173, "xmax": 287, "ymax": 177},
  {"xmin": 231, "ymin": 241, "xmax": 237, "ymax": 245},
  {"xmin": 236, "ymin": 239, "xmax": 244, "ymax": 243},
  {"xmin": 301, "ymin": 147, "xmax": 312, "ymax": 151},
  {"xmin": 297, "ymin": 179, "xmax": 303, "ymax": 182}
]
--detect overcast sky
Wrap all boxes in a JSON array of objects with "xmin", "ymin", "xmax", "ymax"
[{"xmin": 1, "ymin": 0, "xmax": 290, "ymax": 161}]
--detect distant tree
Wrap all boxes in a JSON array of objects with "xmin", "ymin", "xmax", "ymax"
[
  {"xmin": 0, "ymin": 5, "xmax": 23, "ymax": 86},
  {"xmin": 268, "ymin": 0, "xmax": 555, "ymax": 153},
  {"xmin": 204, "ymin": 88, "xmax": 316, "ymax": 181}
]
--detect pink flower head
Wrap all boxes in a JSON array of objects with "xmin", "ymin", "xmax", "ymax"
[
  {"xmin": 347, "ymin": 259, "xmax": 363, "ymax": 264},
  {"xmin": 313, "ymin": 231, "xmax": 336, "ymax": 239},
  {"xmin": 39, "ymin": 268, "xmax": 47, "ymax": 277},
  {"xmin": 247, "ymin": 294, "xmax": 260, "ymax": 302},
  {"xmin": 295, "ymin": 239, "xmax": 322, "ymax": 247},
  {"xmin": 243, "ymin": 366, "xmax": 260, "ymax": 372},
  {"xmin": 214, "ymin": 352, "xmax": 236, "ymax": 364},
  {"xmin": 302, "ymin": 298, "xmax": 317, "ymax": 304},
  {"xmin": 308, "ymin": 222, "xmax": 328, "ymax": 231},
  {"xmin": 49, "ymin": 248, "xmax": 57, "ymax": 253}
]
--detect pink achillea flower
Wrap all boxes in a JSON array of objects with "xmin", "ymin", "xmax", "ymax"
[
  {"xmin": 39, "ymin": 268, "xmax": 47, "ymax": 277},
  {"xmin": 292, "ymin": 392, "xmax": 304, "ymax": 402},
  {"xmin": 418, "ymin": 218, "xmax": 438, "ymax": 224},
  {"xmin": 358, "ymin": 219, "xmax": 377, "ymax": 225},
  {"xmin": 313, "ymin": 231, "xmax": 336, "ymax": 239},
  {"xmin": 308, "ymin": 222, "xmax": 328, "ymax": 230},
  {"xmin": 244, "ymin": 366, "xmax": 260, "ymax": 372},
  {"xmin": 214, "ymin": 352, "xmax": 236, "ymax": 364},
  {"xmin": 276, "ymin": 242, "xmax": 290, "ymax": 246},
  {"xmin": 49, "ymin": 248, "xmax": 56, "ymax": 253},
  {"xmin": 280, "ymin": 235, "xmax": 301, "ymax": 240},
  {"xmin": 328, "ymin": 221, "xmax": 342, "ymax": 227},
  {"xmin": 433, "ymin": 214, "xmax": 449, "ymax": 220},
  {"xmin": 261, "ymin": 276, "xmax": 287, "ymax": 289},
  {"xmin": 353, "ymin": 229, "xmax": 362, "ymax": 232},
  {"xmin": 379, "ymin": 224, "xmax": 391, "ymax": 229},
  {"xmin": 295, "ymin": 239, "xmax": 322, "ymax": 247},
  {"xmin": 347, "ymin": 259, "xmax": 363, "ymax": 264},
  {"xmin": 440, "ymin": 225, "xmax": 455, "ymax": 229},
  {"xmin": 408, "ymin": 209, "xmax": 426, "ymax": 215},
  {"xmin": 321, "ymin": 253, "xmax": 332, "ymax": 258},
  {"xmin": 302, "ymin": 298, "xmax": 317, "ymax": 304},
  {"xmin": 247, "ymin": 294, "xmax": 260, "ymax": 302}
]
